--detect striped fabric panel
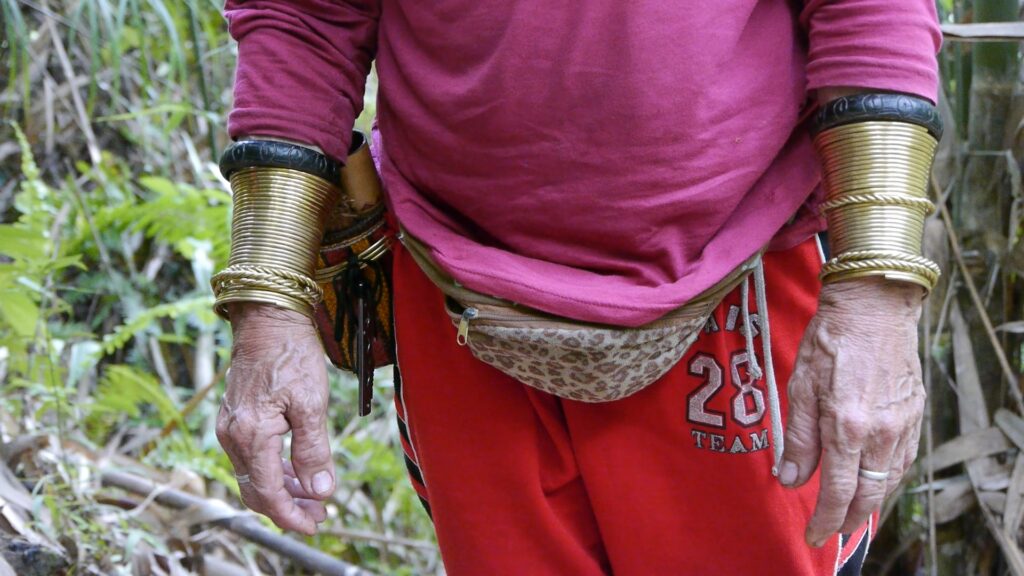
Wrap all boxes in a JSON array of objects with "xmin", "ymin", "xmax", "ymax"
[
  {"xmin": 835, "ymin": 514, "xmax": 874, "ymax": 576},
  {"xmin": 394, "ymin": 366, "xmax": 433, "ymax": 519}
]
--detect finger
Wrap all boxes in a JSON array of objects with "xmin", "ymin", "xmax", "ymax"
[
  {"xmin": 885, "ymin": 428, "xmax": 912, "ymax": 498},
  {"xmin": 244, "ymin": 422, "xmax": 319, "ymax": 535},
  {"xmin": 284, "ymin": 464, "xmax": 327, "ymax": 522},
  {"xmin": 780, "ymin": 359, "xmax": 821, "ymax": 488},
  {"xmin": 296, "ymin": 499, "xmax": 329, "ymax": 523},
  {"xmin": 283, "ymin": 471, "xmax": 317, "ymax": 500},
  {"xmin": 902, "ymin": 409, "xmax": 924, "ymax": 473},
  {"xmin": 839, "ymin": 434, "xmax": 899, "ymax": 534},
  {"xmin": 888, "ymin": 411, "xmax": 924, "ymax": 497},
  {"xmin": 838, "ymin": 473, "xmax": 889, "ymax": 535},
  {"xmin": 806, "ymin": 429, "xmax": 861, "ymax": 547},
  {"xmin": 287, "ymin": 395, "xmax": 336, "ymax": 500}
]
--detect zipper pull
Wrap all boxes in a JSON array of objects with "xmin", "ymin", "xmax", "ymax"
[{"xmin": 456, "ymin": 307, "xmax": 478, "ymax": 346}]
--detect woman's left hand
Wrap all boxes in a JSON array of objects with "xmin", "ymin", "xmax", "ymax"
[{"xmin": 778, "ymin": 277, "xmax": 926, "ymax": 547}]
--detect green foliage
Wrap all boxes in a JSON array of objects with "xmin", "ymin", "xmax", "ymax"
[
  {"xmin": 100, "ymin": 296, "xmax": 214, "ymax": 355},
  {"xmin": 92, "ymin": 365, "xmax": 184, "ymax": 427}
]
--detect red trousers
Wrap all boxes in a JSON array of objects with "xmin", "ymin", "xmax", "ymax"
[{"xmin": 392, "ymin": 236, "xmax": 873, "ymax": 575}]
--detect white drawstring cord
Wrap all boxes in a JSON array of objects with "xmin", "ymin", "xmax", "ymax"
[
  {"xmin": 740, "ymin": 257, "xmax": 785, "ymax": 477},
  {"xmin": 740, "ymin": 276, "xmax": 763, "ymax": 381}
]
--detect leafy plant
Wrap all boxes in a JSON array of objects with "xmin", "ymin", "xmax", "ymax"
[{"xmin": 1, "ymin": 2, "xmax": 436, "ymax": 573}]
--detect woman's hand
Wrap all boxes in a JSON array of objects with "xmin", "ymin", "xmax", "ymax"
[
  {"xmin": 215, "ymin": 303, "xmax": 334, "ymax": 535},
  {"xmin": 780, "ymin": 277, "xmax": 926, "ymax": 547}
]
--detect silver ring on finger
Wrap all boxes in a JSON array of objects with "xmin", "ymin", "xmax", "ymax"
[
  {"xmin": 857, "ymin": 467, "xmax": 890, "ymax": 481},
  {"xmin": 235, "ymin": 473, "xmax": 252, "ymax": 485}
]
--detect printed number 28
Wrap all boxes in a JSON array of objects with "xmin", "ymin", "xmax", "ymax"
[{"xmin": 686, "ymin": 352, "xmax": 765, "ymax": 428}]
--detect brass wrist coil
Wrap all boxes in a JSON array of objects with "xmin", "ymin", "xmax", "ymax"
[
  {"xmin": 212, "ymin": 165, "xmax": 340, "ymax": 319},
  {"xmin": 813, "ymin": 119, "xmax": 941, "ymax": 293},
  {"xmin": 820, "ymin": 194, "xmax": 935, "ymax": 214}
]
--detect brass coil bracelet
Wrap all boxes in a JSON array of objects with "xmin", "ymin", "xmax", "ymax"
[
  {"xmin": 211, "ymin": 142, "xmax": 342, "ymax": 320},
  {"xmin": 812, "ymin": 93, "xmax": 943, "ymax": 294}
]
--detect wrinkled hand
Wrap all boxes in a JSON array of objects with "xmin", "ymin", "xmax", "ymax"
[
  {"xmin": 779, "ymin": 277, "xmax": 926, "ymax": 547},
  {"xmin": 216, "ymin": 303, "xmax": 334, "ymax": 535}
]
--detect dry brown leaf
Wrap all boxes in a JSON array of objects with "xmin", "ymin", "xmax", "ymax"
[
  {"xmin": 950, "ymin": 302, "xmax": 1007, "ymax": 485},
  {"xmin": 978, "ymin": 470, "xmax": 1012, "ymax": 492},
  {"xmin": 0, "ymin": 464, "xmax": 31, "ymax": 514},
  {"xmin": 975, "ymin": 485, "xmax": 1024, "ymax": 576},
  {"xmin": 168, "ymin": 469, "xmax": 206, "ymax": 498},
  {"xmin": 996, "ymin": 320, "xmax": 1024, "ymax": 334},
  {"xmin": 0, "ymin": 498, "xmax": 30, "ymax": 538},
  {"xmin": 934, "ymin": 477, "xmax": 976, "ymax": 523},
  {"xmin": 981, "ymin": 491, "xmax": 1008, "ymax": 514},
  {"xmin": 1005, "ymin": 455, "xmax": 1024, "ymax": 534},
  {"xmin": 203, "ymin": 556, "xmax": 251, "ymax": 576},
  {"xmin": 917, "ymin": 426, "xmax": 1011, "ymax": 473},
  {"xmin": 950, "ymin": 302, "xmax": 992, "ymax": 432},
  {"xmin": 996, "ymin": 408, "xmax": 1024, "ymax": 450},
  {"xmin": 0, "ymin": 462, "xmax": 59, "ymax": 550}
]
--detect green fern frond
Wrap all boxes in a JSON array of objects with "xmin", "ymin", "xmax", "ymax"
[
  {"xmin": 100, "ymin": 295, "xmax": 214, "ymax": 355},
  {"xmin": 92, "ymin": 364, "xmax": 187, "ymax": 432}
]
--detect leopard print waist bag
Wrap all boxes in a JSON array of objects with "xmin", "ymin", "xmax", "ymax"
[{"xmin": 402, "ymin": 232, "xmax": 761, "ymax": 402}]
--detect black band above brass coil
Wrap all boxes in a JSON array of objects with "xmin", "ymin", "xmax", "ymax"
[
  {"xmin": 812, "ymin": 93, "xmax": 943, "ymax": 140},
  {"xmin": 219, "ymin": 139, "xmax": 342, "ymax": 185}
]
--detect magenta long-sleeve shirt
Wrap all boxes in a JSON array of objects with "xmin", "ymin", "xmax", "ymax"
[{"xmin": 226, "ymin": 0, "xmax": 940, "ymax": 326}]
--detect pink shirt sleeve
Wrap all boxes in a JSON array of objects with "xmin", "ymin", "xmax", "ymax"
[
  {"xmin": 225, "ymin": 0, "xmax": 379, "ymax": 162},
  {"xmin": 800, "ymin": 0, "xmax": 942, "ymax": 102}
]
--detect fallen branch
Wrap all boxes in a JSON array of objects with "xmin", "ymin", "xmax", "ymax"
[
  {"xmin": 322, "ymin": 527, "xmax": 437, "ymax": 551},
  {"xmin": 101, "ymin": 470, "xmax": 376, "ymax": 576}
]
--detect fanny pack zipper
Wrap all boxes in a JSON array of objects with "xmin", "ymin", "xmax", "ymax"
[
  {"xmin": 449, "ymin": 300, "xmax": 541, "ymax": 346},
  {"xmin": 456, "ymin": 307, "xmax": 477, "ymax": 345}
]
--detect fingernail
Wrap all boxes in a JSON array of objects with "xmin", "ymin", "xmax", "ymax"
[
  {"xmin": 779, "ymin": 460, "xmax": 798, "ymax": 486},
  {"xmin": 805, "ymin": 529, "xmax": 827, "ymax": 548},
  {"xmin": 313, "ymin": 471, "xmax": 333, "ymax": 495}
]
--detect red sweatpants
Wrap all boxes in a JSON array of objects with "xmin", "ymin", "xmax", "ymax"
[{"xmin": 392, "ymin": 236, "xmax": 873, "ymax": 575}]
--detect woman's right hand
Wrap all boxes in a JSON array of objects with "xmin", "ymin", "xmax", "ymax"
[{"xmin": 215, "ymin": 303, "xmax": 335, "ymax": 535}]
